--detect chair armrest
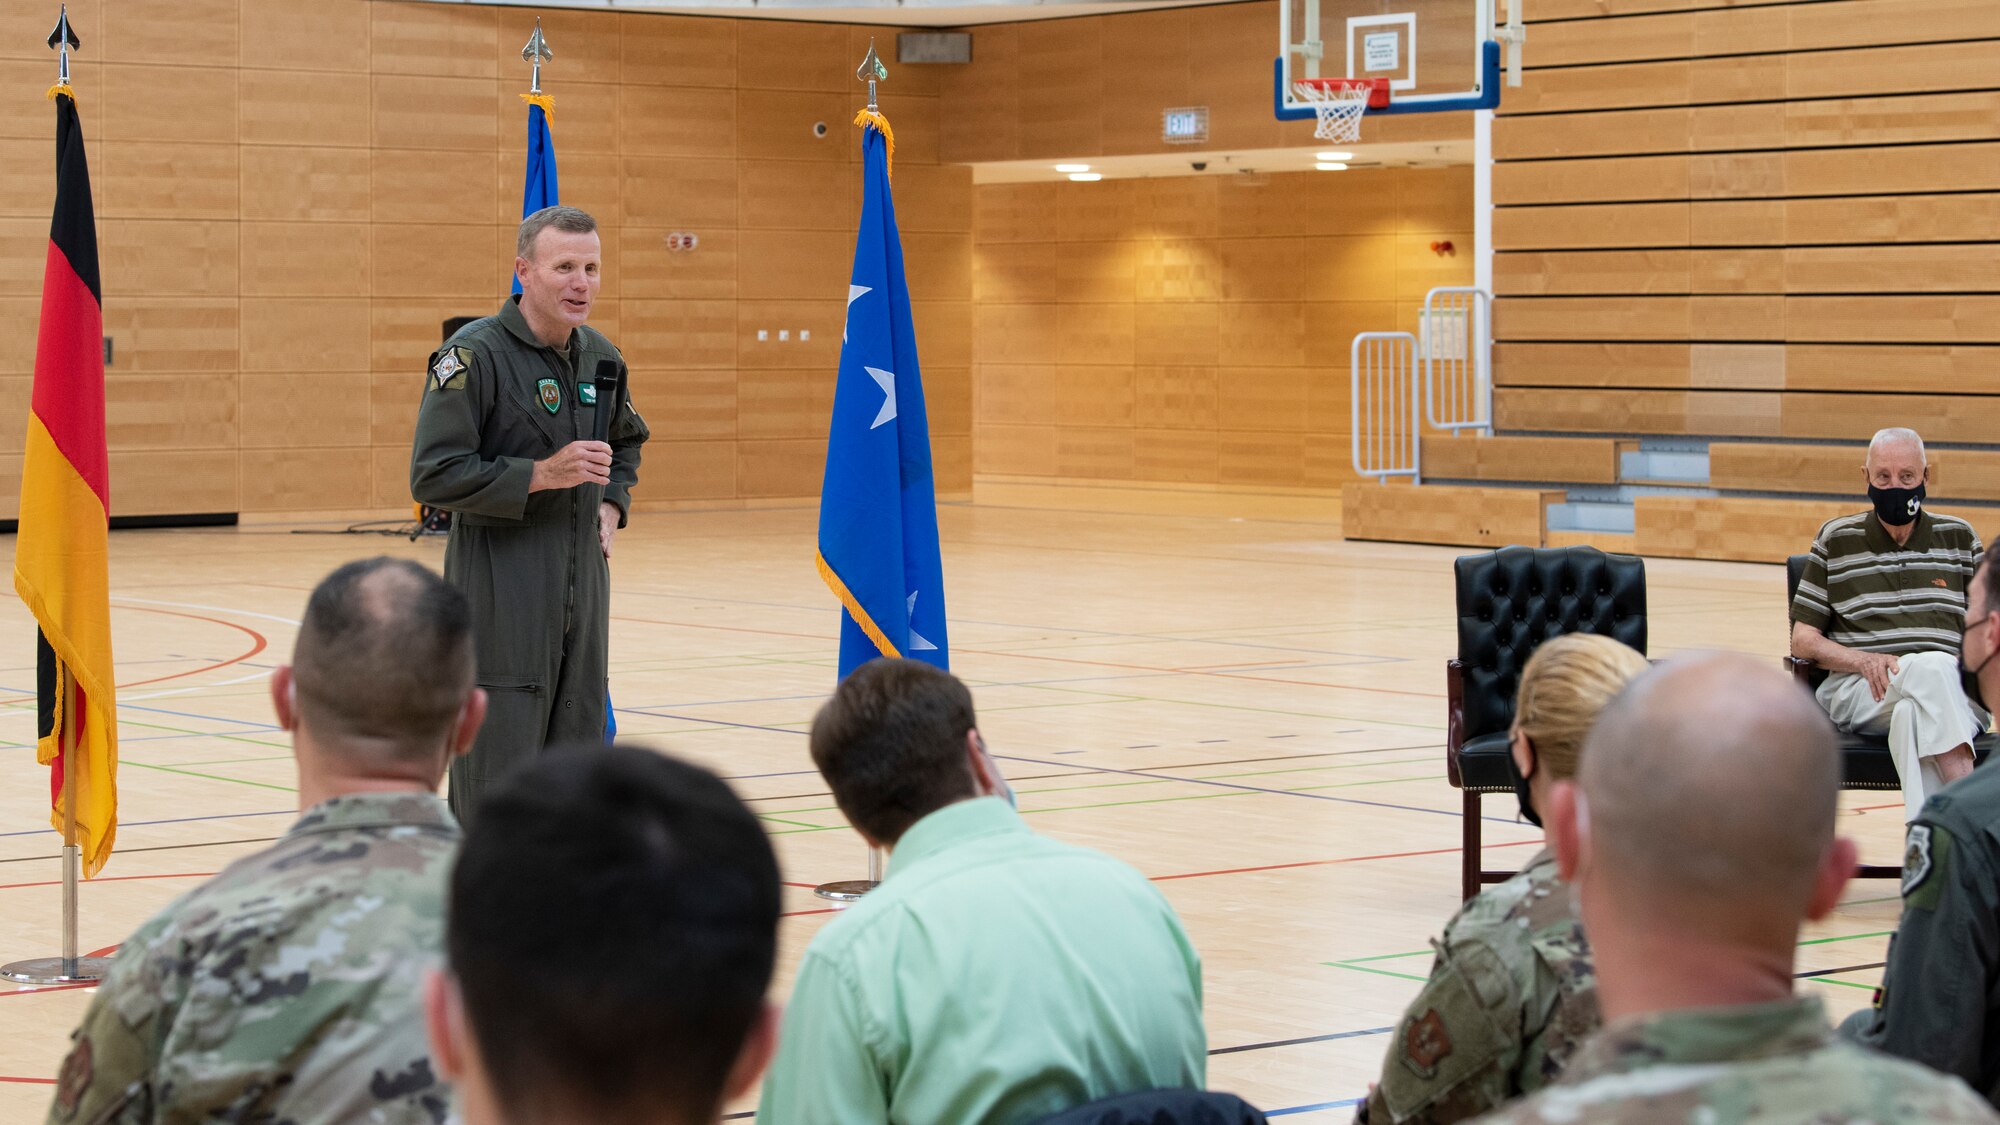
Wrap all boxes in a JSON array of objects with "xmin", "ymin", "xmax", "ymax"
[
  {"xmin": 1446, "ymin": 659, "xmax": 1466, "ymax": 789},
  {"xmin": 1784, "ymin": 655, "xmax": 1818, "ymax": 690}
]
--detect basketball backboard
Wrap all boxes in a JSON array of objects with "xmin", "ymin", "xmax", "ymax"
[{"xmin": 1275, "ymin": 0, "xmax": 1522, "ymax": 123}]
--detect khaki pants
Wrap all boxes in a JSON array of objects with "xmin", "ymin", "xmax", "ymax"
[{"xmin": 1818, "ymin": 651, "xmax": 1989, "ymax": 821}]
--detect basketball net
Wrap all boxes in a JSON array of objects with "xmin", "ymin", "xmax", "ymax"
[{"xmin": 1294, "ymin": 81, "xmax": 1372, "ymax": 145}]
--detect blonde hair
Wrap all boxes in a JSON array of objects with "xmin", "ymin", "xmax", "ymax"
[{"xmin": 1513, "ymin": 633, "xmax": 1649, "ymax": 781}]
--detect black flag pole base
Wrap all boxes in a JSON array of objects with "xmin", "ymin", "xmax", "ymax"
[
  {"xmin": 813, "ymin": 844, "xmax": 884, "ymax": 902},
  {"xmin": 1, "ymin": 844, "xmax": 110, "ymax": 984}
]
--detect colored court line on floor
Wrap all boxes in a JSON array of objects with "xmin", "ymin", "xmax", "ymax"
[
  {"xmin": 0, "ymin": 1076, "xmax": 57, "ymax": 1084},
  {"xmin": 1269, "ymin": 1098, "xmax": 1362, "ymax": 1116},
  {"xmin": 1209, "ymin": 1027, "xmax": 1392, "ymax": 1055},
  {"xmin": 996, "ymin": 753, "xmax": 1534, "ymax": 827},
  {"xmin": 0, "ymin": 872, "xmax": 212, "ymax": 893},
  {"xmin": 0, "ymin": 606, "xmax": 269, "ymax": 707},
  {"xmin": 0, "ymin": 809, "xmax": 294, "ymax": 840}
]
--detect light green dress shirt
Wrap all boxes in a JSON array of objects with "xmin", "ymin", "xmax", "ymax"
[{"xmin": 758, "ymin": 797, "xmax": 1207, "ymax": 1125}]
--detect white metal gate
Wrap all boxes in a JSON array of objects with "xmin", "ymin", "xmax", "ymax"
[
  {"xmin": 1420, "ymin": 286, "xmax": 1492, "ymax": 434},
  {"xmin": 1350, "ymin": 331, "xmax": 1421, "ymax": 483}
]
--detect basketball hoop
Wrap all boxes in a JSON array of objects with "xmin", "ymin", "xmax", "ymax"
[{"xmin": 1293, "ymin": 77, "xmax": 1389, "ymax": 144}]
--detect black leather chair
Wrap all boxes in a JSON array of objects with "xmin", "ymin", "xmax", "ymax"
[
  {"xmin": 1028, "ymin": 1089, "xmax": 1269, "ymax": 1125},
  {"xmin": 1448, "ymin": 545, "xmax": 1647, "ymax": 902},
  {"xmin": 1783, "ymin": 553, "xmax": 1995, "ymax": 879}
]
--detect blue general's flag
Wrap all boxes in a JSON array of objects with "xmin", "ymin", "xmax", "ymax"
[
  {"xmin": 511, "ymin": 96, "xmax": 560, "ymax": 296},
  {"xmin": 509, "ymin": 92, "xmax": 611, "ymax": 736},
  {"xmin": 817, "ymin": 117, "xmax": 949, "ymax": 681}
]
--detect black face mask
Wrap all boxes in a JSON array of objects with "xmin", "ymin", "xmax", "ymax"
[
  {"xmin": 1869, "ymin": 482, "xmax": 1926, "ymax": 527},
  {"xmin": 1512, "ymin": 738, "xmax": 1541, "ymax": 828}
]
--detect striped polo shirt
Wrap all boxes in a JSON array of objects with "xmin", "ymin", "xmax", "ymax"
[{"xmin": 1792, "ymin": 510, "xmax": 1983, "ymax": 657}]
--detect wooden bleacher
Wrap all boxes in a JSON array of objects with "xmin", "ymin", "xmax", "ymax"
[{"xmin": 1343, "ymin": 0, "xmax": 2000, "ymax": 563}]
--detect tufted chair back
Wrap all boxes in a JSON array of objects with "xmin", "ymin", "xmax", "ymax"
[{"xmin": 1454, "ymin": 546, "xmax": 1648, "ymax": 743}]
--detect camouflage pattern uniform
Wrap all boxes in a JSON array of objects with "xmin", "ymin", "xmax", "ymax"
[
  {"xmin": 1358, "ymin": 850, "xmax": 1598, "ymax": 1124},
  {"xmin": 45, "ymin": 793, "xmax": 458, "ymax": 1125},
  {"xmin": 1469, "ymin": 996, "xmax": 2000, "ymax": 1124},
  {"xmin": 1840, "ymin": 760, "xmax": 2000, "ymax": 1102}
]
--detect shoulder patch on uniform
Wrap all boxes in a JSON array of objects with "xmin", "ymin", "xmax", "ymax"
[
  {"xmin": 1903, "ymin": 824, "xmax": 1934, "ymax": 897},
  {"xmin": 536, "ymin": 377, "xmax": 562, "ymax": 415},
  {"xmin": 52, "ymin": 1034, "xmax": 92, "ymax": 1120},
  {"xmin": 430, "ymin": 346, "xmax": 471, "ymax": 391},
  {"xmin": 1402, "ymin": 1008, "xmax": 1455, "ymax": 1077}
]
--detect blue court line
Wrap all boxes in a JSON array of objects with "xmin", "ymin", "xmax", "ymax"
[
  {"xmin": 0, "ymin": 809, "xmax": 293, "ymax": 839},
  {"xmin": 1269, "ymin": 1098, "xmax": 1362, "ymax": 1116},
  {"xmin": 1210, "ymin": 1027, "xmax": 1392, "ymax": 1055}
]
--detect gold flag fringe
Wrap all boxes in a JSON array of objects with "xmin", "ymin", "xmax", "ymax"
[
  {"xmin": 853, "ymin": 109, "xmax": 894, "ymax": 180},
  {"xmin": 520, "ymin": 91, "xmax": 555, "ymax": 118},
  {"xmin": 46, "ymin": 82, "xmax": 75, "ymax": 102}
]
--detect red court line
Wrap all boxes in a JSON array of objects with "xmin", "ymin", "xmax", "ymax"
[
  {"xmin": 1152, "ymin": 839, "xmax": 1542, "ymax": 883},
  {"xmin": 0, "ymin": 606, "xmax": 267, "ymax": 706},
  {"xmin": 0, "ymin": 872, "xmax": 212, "ymax": 892},
  {"xmin": 783, "ymin": 907, "xmax": 838, "ymax": 918},
  {"xmin": 0, "ymin": 1076, "xmax": 57, "ymax": 1084}
]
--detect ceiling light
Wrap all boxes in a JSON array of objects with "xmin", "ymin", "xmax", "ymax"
[
  {"xmin": 1315, "ymin": 161, "xmax": 1349, "ymax": 171},
  {"xmin": 1068, "ymin": 172, "xmax": 1103, "ymax": 182},
  {"xmin": 1054, "ymin": 163, "xmax": 1091, "ymax": 173},
  {"xmin": 1316, "ymin": 151, "xmax": 1355, "ymax": 161}
]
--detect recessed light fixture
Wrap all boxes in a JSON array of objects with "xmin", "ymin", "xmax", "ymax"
[
  {"xmin": 1055, "ymin": 163, "xmax": 1092, "ymax": 173},
  {"xmin": 1315, "ymin": 161, "xmax": 1349, "ymax": 171},
  {"xmin": 1316, "ymin": 151, "xmax": 1355, "ymax": 161},
  {"xmin": 1068, "ymin": 172, "xmax": 1103, "ymax": 182}
]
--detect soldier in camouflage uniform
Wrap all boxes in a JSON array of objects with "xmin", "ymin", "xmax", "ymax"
[
  {"xmin": 1840, "ymin": 548, "xmax": 2000, "ymax": 1103},
  {"xmin": 1471, "ymin": 653, "xmax": 1997, "ymax": 1125},
  {"xmin": 1361, "ymin": 634, "xmax": 1646, "ymax": 1124},
  {"xmin": 410, "ymin": 204, "xmax": 648, "ymax": 826},
  {"xmin": 46, "ymin": 558, "xmax": 488, "ymax": 1125}
]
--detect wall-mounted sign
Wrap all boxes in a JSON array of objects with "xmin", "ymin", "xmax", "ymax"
[{"xmin": 1162, "ymin": 106, "xmax": 1209, "ymax": 145}]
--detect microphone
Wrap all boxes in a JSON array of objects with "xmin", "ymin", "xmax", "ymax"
[{"xmin": 591, "ymin": 358, "xmax": 622, "ymax": 444}]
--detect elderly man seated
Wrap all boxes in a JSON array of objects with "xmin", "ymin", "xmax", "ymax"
[{"xmin": 1791, "ymin": 427, "xmax": 1987, "ymax": 820}]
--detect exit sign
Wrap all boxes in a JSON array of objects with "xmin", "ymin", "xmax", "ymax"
[{"xmin": 1162, "ymin": 106, "xmax": 1208, "ymax": 144}]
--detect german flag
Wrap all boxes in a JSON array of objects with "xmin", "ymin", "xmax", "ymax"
[{"xmin": 18, "ymin": 86, "xmax": 117, "ymax": 877}]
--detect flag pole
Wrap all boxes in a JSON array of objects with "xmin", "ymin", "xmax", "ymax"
[
  {"xmin": 812, "ymin": 43, "xmax": 894, "ymax": 906},
  {"xmin": 0, "ymin": 7, "xmax": 111, "ymax": 987},
  {"xmin": 2, "ymin": 669, "xmax": 110, "ymax": 983}
]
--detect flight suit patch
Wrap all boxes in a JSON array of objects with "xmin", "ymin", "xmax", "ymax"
[
  {"xmin": 1402, "ymin": 1008, "xmax": 1454, "ymax": 1077},
  {"xmin": 536, "ymin": 378, "xmax": 562, "ymax": 415},
  {"xmin": 579, "ymin": 382, "xmax": 597, "ymax": 406},
  {"xmin": 52, "ymin": 1034, "xmax": 91, "ymax": 1120},
  {"xmin": 430, "ymin": 347, "xmax": 470, "ymax": 391},
  {"xmin": 1903, "ymin": 825, "xmax": 1933, "ymax": 897}
]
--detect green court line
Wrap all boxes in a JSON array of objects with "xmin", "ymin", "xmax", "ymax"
[
  {"xmin": 121, "ymin": 759, "xmax": 297, "ymax": 793},
  {"xmin": 1323, "ymin": 961, "xmax": 1430, "ymax": 983},
  {"xmin": 1192, "ymin": 755, "xmax": 1439, "ymax": 782},
  {"xmin": 1341, "ymin": 950, "xmax": 1433, "ymax": 965},
  {"xmin": 1798, "ymin": 930, "xmax": 1893, "ymax": 947},
  {"xmin": 766, "ymin": 823, "xmax": 851, "ymax": 837},
  {"xmin": 169, "ymin": 754, "xmax": 296, "ymax": 767},
  {"xmin": 1808, "ymin": 977, "xmax": 1878, "ymax": 991},
  {"xmin": 756, "ymin": 814, "xmax": 825, "ymax": 829}
]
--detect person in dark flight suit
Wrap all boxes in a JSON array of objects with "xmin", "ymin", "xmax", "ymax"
[{"xmin": 410, "ymin": 204, "xmax": 648, "ymax": 824}]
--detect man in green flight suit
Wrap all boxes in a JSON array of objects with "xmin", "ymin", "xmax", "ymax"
[{"xmin": 411, "ymin": 204, "xmax": 648, "ymax": 824}]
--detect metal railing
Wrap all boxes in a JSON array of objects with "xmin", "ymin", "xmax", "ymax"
[
  {"xmin": 1421, "ymin": 286, "xmax": 1492, "ymax": 434},
  {"xmin": 1351, "ymin": 331, "xmax": 1422, "ymax": 483},
  {"xmin": 1349, "ymin": 287, "xmax": 1494, "ymax": 484}
]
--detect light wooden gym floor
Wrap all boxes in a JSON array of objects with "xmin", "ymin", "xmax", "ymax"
[{"xmin": 0, "ymin": 504, "xmax": 1908, "ymax": 1120}]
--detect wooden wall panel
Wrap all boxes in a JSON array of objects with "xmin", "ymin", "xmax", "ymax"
[
  {"xmin": 973, "ymin": 167, "xmax": 1473, "ymax": 494},
  {"xmin": 1496, "ymin": 387, "xmax": 2000, "ymax": 444}
]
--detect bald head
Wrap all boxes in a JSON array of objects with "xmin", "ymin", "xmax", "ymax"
[
  {"xmin": 1578, "ymin": 652, "xmax": 1840, "ymax": 918},
  {"xmin": 1866, "ymin": 427, "xmax": 1927, "ymax": 488},
  {"xmin": 293, "ymin": 557, "xmax": 475, "ymax": 769}
]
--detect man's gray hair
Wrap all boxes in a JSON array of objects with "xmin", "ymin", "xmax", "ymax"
[
  {"xmin": 517, "ymin": 205, "xmax": 598, "ymax": 260},
  {"xmin": 1867, "ymin": 427, "xmax": 1926, "ymax": 466}
]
